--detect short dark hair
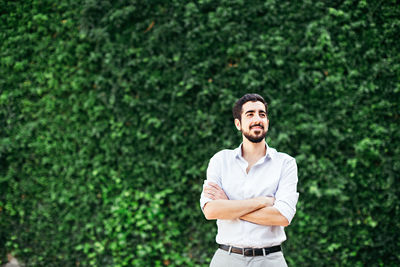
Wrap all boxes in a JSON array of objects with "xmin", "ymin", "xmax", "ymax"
[{"xmin": 232, "ymin": 93, "xmax": 268, "ymax": 121}]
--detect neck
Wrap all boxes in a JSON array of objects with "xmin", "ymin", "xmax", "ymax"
[{"xmin": 241, "ymin": 137, "xmax": 266, "ymax": 159}]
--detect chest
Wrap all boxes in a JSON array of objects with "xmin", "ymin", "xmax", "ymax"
[
  {"xmin": 245, "ymin": 158, "xmax": 258, "ymax": 173},
  {"xmin": 220, "ymin": 159, "xmax": 282, "ymax": 200}
]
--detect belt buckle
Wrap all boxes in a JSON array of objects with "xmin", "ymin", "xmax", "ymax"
[{"xmin": 243, "ymin": 248, "xmax": 253, "ymax": 256}]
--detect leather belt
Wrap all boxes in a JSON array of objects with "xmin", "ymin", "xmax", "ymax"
[{"xmin": 218, "ymin": 244, "xmax": 281, "ymax": 257}]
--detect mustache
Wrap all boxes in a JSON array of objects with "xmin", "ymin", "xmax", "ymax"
[{"xmin": 250, "ymin": 124, "xmax": 264, "ymax": 129}]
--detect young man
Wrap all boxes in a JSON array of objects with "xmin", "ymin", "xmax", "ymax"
[{"xmin": 200, "ymin": 94, "xmax": 299, "ymax": 267}]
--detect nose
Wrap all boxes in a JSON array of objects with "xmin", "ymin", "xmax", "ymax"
[{"xmin": 252, "ymin": 113, "xmax": 263, "ymax": 122}]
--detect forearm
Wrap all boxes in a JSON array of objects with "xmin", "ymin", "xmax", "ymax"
[
  {"xmin": 240, "ymin": 207, "xmax": 289, "ymax": 226},
  {"xmin": 203, "ymin": 198, "xmax": 266, "ymax": 220}
]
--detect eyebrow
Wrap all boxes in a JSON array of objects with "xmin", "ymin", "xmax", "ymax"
[{"xmin": 245, "ymin": 109, "xmax": 266, "ymax": 114}]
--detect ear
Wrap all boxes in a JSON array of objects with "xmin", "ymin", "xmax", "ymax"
[
  {"xmin": 234, "ymin": 118, "xmax": 241, "ymax": 131},
  {"xmin": 266, "ymin": 119, "xmax": 269, "ymax": 131}
]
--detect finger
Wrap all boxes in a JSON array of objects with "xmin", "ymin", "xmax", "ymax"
[
  {"xmin": 204, "ymin": 186, "xmax": 220, "ymax": 195},
  {"xmin": 207, "ymin": 182, "xmax": 221, "ymax": 190},
  {"xmin": 203, "ymin": 187, "xmax": 215, "ymax": 194},
  {"xmin": 217, "ymin": 193, "xmax": 229, "ymax": 200},
  {"xmin": 204, "ymin": 192, "xmax": 215, "ymax": 199},
  {"xmin": 216, "ymin": 193, "xmax": 227, "ymax": 200},
  {"xmin": 214, "ymin": 187, "xmax": 225, "ymax": 193},
  {"xmin": 213, "ymin": 194, "xmax": 223, "ymax": 200}
]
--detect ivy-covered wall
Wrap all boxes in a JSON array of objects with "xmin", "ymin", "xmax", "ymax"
[{"xmin": 1, "ymin": 0, "xmax": 399, "ymax": 266}]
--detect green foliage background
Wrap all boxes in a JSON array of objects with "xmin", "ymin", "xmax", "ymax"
[{"xmin": 1, "ymin": 0, "xmax": 399, "ymax": 266}]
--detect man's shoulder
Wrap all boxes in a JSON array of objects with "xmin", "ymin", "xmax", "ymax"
[
  {"xmin": 270, "ymin": 147, "xmax": 296, "ymax": 163},
  {"xmin": 210, "ymin": 148, "xmax": 237, "ymax": 161}
]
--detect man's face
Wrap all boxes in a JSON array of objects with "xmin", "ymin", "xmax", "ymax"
[{"xmin": 235, "ymin": 101, "xmax": 269, "ymax": 143}]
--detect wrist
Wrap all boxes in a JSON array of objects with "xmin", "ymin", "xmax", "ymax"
[{"xmin": 253, "ymin": 197, "xmax": 267, "ymax": 209}]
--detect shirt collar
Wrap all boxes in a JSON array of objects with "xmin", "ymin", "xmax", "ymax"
[{"xmin": 235, "ymin": 142, "xmax": 274, "ymax": 161}]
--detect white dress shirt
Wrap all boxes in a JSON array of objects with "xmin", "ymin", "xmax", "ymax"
[{"xmin": 200, "ymin": 143, "xmax": 299, "ymax": 248}]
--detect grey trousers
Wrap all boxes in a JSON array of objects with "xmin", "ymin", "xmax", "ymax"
[{"xmin": 210, "ymin": 248, "xmax": 288, "ymax": 267}]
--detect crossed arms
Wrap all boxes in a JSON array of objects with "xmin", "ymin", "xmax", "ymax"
[{"xmin": 202, "ymin": 182, "xmax": 290, "ymax": 226}]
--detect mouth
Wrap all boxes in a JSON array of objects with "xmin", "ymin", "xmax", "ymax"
[{"xmin": 250, "ymin": 125, "xmax": 264, "ymax": 130}]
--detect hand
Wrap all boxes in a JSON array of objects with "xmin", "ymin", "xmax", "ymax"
[
  {"xmin": 203, "ymin": 182, "xmax": 229, "ymax": 200},
  {"xmin": 253, "ymin": 196, "xmax": 275, "ymax": 207}
]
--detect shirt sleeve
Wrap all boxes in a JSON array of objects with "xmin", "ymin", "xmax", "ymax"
[
  {"xmin": 273, "ymin": 157, "xmax": 299, "ymax": 224},
  {"xmin": 200, "ymin": 152, "xmax": 222, "ymax": 210}
]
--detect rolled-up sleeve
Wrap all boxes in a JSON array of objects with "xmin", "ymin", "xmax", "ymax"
[
  {"xmin": 200, "ymin": 152, "xmax": 222, "ymax": 210},
  {"xmin": 273, "ymin": 158, "xmax": 299, "ymax": 224}
]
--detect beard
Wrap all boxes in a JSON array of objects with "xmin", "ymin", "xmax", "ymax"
[{"xmin": 242, "ymin": 126, "xmax": 267, "ymax": 143}]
